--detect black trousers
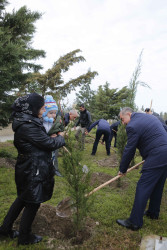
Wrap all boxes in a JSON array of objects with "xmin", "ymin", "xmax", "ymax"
[
  {"xmin": 0, "ymin": 197, "xmax": 40, "ymax": 236},
  {"xmin": 92, "ymin": 129, "xmax": 110, "ymax": 155}
]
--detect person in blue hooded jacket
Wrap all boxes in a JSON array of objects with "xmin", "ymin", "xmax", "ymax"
[
  {"xmin": 86, "ymin": 119, "xmax": 111, "ymax": 156},
  {"xmin": 116, "ymin": 107, "xmax": 167, "ymax": 231}
]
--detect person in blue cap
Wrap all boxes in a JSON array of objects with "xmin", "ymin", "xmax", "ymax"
[{"xmin": 43, "ymin": 95, "xmax": 63, "ymax": 177}]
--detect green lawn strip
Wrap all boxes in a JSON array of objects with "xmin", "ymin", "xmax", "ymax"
[
  {"xmin": 0, "ymin": 140, "xmax": 167, "ymax": 249},
  {"xmin": 0, "ymin": 141, "xmax": 17, "ymax": 159}
]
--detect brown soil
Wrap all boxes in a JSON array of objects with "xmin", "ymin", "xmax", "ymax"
[
  {"xmin": 14, "ymin": 203, "xmax": 96, "ymax": 244},
  {"xmin": 95, "ymin": 154, "xmax": 118, "ymax": 168}
]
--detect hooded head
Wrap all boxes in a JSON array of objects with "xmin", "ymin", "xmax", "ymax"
[
  {"xmin": 12, "ymin": 93, "xmax": 44, "ymax": 117},
  {"xmin": 43, "ymin": 95, "xmax": 58, "ymax": 123}
]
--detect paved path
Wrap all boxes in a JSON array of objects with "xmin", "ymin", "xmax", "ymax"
[{"xmin": 0, "ymin": 124, "xmax": 14, "ymax": 142}]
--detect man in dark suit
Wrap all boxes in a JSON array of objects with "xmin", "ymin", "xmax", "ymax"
[{"xmin": 116, "ymin": 107, "xmax": 167, "ymax": 230}]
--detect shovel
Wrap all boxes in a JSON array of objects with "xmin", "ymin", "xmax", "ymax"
[{"xmin": 56, "ymin": 160, "xmax": 145, "ymax": 218}]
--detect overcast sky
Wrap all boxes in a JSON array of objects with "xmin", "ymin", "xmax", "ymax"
[{"xmin": 6, "ymin": 0, "xmax": 167, "ymax": 113}]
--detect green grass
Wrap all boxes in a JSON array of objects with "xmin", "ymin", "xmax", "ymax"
[{"xmin": 0, "ymin": 138, "xmax": 167, "ymax": 249}]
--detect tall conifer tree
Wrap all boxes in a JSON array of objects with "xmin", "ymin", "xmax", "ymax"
[
  {"xmin": 93, "ymin": 82, "xmax": 130, "ymax": 120},
  {"xmin": 0, "ymin": 1, "xmax": 45, "ymax": 127}
]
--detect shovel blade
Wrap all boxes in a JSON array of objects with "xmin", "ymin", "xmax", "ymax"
[{"xmin": 56, "ymin": 197, "xmax": 76, "ymax": 218}]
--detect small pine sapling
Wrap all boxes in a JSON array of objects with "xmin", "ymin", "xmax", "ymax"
[
  {"xmin": 116, "ymin": 123, "xmax": 127, "ymax": 187},
  {"xmin": 61, "ymin": 128, "xmax": 92, "ymax": 237}
]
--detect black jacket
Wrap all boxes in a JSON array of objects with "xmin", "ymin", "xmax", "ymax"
[
  {"xmin": 75, "ymin": 109, "xmax": 92, "ymax": 129},
  {"xmin": 12, "ymin": 113, "xmax": 65, "ymax": 203}
]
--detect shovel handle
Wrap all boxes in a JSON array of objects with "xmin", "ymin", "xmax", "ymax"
[
  {"xmin": 87, "ymin": 133, "xmax": 102, "ymax": 142},
  {"xmin": 86, "ymin": 160, "xmax": 145, "ymax": 197},
  {"xmin": 63, "ymin": 146, "xmax": 83, "ymax": 167},
  {"xmin": 112, "ymin": 129, "xmax": 117, "ymax": 133},
  {"xmin": 150, "ymin": 99, "xmax": 153, "ymax": 111},
  {"xmin": 63, "ymin": 146, "xmax": 71, "ymax": 155}
]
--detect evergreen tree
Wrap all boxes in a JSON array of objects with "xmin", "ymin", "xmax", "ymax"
[
  {"xmin": 0, "ymin": 0, "xmax": 8, "ymax": 13},
  {"xmin": 116, "ymin": 51, "xmax": 150, "ymax": 173},
  {"xmin": 126, "ymin": 50, "xmax": 150, "ymax": 110},
  {"xmin": 31, "ymin": 49, "xmax": 98, "ymax": 100},
  {"xmin": 0, "ymin": 1, "xmax": 45, "ymax": 127},
  {"xmin": 116, "ymin": 122, "xmax": 127, "ymax": 187},
  {"xmin": 116, "ymin": 123, "xmax": 127, "ymax": 164},
  {"xmin": 75, "ymin": 77, "xmax": 96, "ymax": 118},
  {"xmin": 75, "ymin": 80, "xmax": 95, "ymax": 108},
  {"xmin": 61, "ymin": 128, "xmax": 92, "ymax": 236},
  {"xmin": 116, "ymin": 51, "xmax": 150, "ymax": 170},
  {"xmin": 93, "ymin": 82, "xmax": 130, "ymax": 120}
]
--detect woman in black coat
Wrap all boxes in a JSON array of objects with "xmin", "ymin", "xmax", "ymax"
[{"xmin": 0, "ymin": 93, "xmax": 65, "ymax": 245}]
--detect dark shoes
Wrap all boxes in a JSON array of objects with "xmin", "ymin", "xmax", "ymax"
[
  {"xmin": 18, "ymin": 234, "xmax": 42, "ymax": 245},
  {"xmin": 144, "ymin": 210, "xmax": 158, "ymax": 220},
  {"xmin": 91, "ymin": 153, "xmax": 95, "ymax": 156},
  {"xmin": 54, "ymin": 170, "xmax": 63, "ymax": 177},
  {"xmin": 0, "ymin": 228, "xmax": 19, "ymax": 239},
  {"xmin": 116, "ymin": 218, "xmax": 141, "ymax": 231}
]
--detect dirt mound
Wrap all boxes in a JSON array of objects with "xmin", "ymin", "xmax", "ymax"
[
  {"xmin": 0, "ymin": 157, "xmax": 16, "ymax": 168},
  {"xmin": 14, "ymin": 203, "xmax": 96, "ymax": 244},
  {"xmin": 96, "ymin": 154, "xmax": 118, "ymax": 168}
]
